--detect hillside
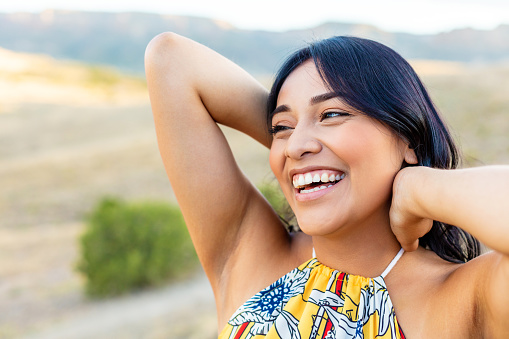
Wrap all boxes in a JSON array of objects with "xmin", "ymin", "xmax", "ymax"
[
  {"xmin": 0, "ymin": 45, "xmax": 508, "ymax": 337},
  {"xmin": 0, "ymin": 49, "xmax": 266, "ymax": 337},
  {"xmin": 0, "ymin": 10, "xmax": 508, "ymax": 75},
  {"xmin": 0, "ymin": 47, "xmax": 147, "ymax": 110}
]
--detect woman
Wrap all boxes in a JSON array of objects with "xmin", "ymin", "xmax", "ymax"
[{"xmin": 145, "ymin": 33, "xmax": 509, "ymax": 338}]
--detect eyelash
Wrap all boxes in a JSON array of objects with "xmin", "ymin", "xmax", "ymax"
[
  {"xmin": 319, "ymin": 111, "xmax": 350, "ymax": 121},
  {"xmin": 269, "ymin": 125, "xmax": 290, "ymax": 135},
  {"xmin": 270, "ymin": 111, "xmax": 351, "ymax": 135}
]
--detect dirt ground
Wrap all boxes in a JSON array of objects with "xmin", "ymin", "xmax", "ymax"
[
  {"xmin": 0, "ymin": 51, "xmax": 271, "ymax": 337},
  {"xmin": 0, "ymin": 100, "xmax": 270, "ymax": 338},
  {"xmin": 0, "ymin": 223, "xmax": 217, "ymax": 339}
]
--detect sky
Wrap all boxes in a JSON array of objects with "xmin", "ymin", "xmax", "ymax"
[{"xmin": 1, "ymin": 0, "xmax": 508, "ymax": 34}]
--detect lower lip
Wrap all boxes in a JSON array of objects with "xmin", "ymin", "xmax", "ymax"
[{"xmin": 295, "ymin": 181, "xmax": 341, "ymax": 202}]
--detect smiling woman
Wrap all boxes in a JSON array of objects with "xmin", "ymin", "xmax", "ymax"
[
  {"xmin": 267, "ymin": 37, "xmax": 479, "ymax": 265},
  {"xmin": 145, "ymin": 32, "xmax": 509, "ymax": 338},
  {"xmin": 268, "ymin": 58, "xmax": 420, "ymax": 244}
]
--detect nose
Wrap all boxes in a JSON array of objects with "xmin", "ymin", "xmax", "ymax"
[{"xmin": 284, "ymin": 124, "xmax": 322, "ymax": 159}]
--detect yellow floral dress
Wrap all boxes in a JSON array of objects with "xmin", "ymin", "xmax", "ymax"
[{"xmin": 219, "ymin": 249, "xmax": 405, "ymax": 339}]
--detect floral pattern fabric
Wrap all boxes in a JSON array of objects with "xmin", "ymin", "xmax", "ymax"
[{"xmin": 219, "ymin": 258, "xmax": 405, "ymax": 339}]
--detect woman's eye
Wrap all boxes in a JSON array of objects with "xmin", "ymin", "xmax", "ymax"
[
  {"xmin": 319, "ymin": 111, "xmax": 350, "ymax": 121},
  {"xmin": 269, "ymin": 125, "xmax": 292, "ymax": 135}
]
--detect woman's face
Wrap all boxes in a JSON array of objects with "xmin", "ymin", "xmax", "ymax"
[{"xmin": 269, "ymin": 60, "xmax": 414, "ymax": 237}]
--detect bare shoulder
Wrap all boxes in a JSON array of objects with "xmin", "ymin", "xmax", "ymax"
[
  {"xmin": 222, "ymin": 230, "xmax": 313, "ymax": 295},
  {"xmin": 217, "ymin": 231, "xmax": 313, "ymax": 328},
  {"xmin": 388, "ymin": 248, "xmax": 492, "ymax": 338},
  {"xmin": 439, "ymin": 250, "xmax": 508, "ymax": 338},
  {"xmin": 458, "ymin": 250, "xmax": 509, "ymax": 338}
]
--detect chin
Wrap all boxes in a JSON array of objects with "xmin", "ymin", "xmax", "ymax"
[{"xmin": 295, "ymin": 214, "xmax": 343, "ymax": 237}]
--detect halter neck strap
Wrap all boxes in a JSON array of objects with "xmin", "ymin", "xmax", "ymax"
[
  {"xmin": 311, "ymin": 247, "xmax": 404, "ymax": 278},
  {"xmin": 380, "ymin": 248, "xmax": 405, "ymax": 278}
]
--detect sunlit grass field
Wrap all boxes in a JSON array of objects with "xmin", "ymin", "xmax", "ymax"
[{"xmin": 0, "ymin": 49, "xmax": 507, "ymax": 337}]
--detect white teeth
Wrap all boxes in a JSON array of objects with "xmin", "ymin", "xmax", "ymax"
[
  {"xmin": 301, "ymin": 184, "xmax": 331, "ymax": 194},
  {"xmin": 293, "ymin": 171, "xmax": 346, "ymax": 189},
  {"xmin": 304, "ymin": 173, "xmax": 313, "ymax": 185},
  {"xmin": 320, "ymin": 173, "xmax": 329, "ymax": 183}
]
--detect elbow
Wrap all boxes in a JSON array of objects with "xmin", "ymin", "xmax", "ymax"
[
  {"xmin": 144, "ymin": 32, "xmax": 184, "ymax": 75},
  {"xmin": 145, "ymin": 32, "xmax": 181, "ymax": 57}
]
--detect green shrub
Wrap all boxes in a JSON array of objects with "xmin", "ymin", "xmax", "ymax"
[{"xmin": 77, "ymin": 197, "xmax": 198, "ymax": 298}]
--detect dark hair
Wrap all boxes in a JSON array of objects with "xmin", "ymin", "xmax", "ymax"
[{"xmin": 267, "ymin": 36, "xmax": 480, "ymax": 263}]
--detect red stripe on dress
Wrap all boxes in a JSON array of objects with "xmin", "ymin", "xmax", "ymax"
[
  {"xmin": 399, "ymin": 325, "xmax": 406, "ymax": 339},
  {"xmin": 323, "ymin": 272, "xmax": 347, "ymax": 336},
  {"xmin": 336, "ymin": 272, "xmax": 346, "ymax": 291},
  {"xmin": 323, "ymin": 321, "xmax": 333, "ymax": 336},
  {"xmin": 234, "ymin": 323, "xmax": 249, "ymax": 339}
]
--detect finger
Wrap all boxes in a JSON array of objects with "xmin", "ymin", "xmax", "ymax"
[
  {"xmin": 400, "ymin": 239, "xmax": 419, "ymax": 252},
  {"xmin": 392, "ymin": 218, "xmax": 432, "ymax": 252},
  {"xmin": 390, "ymin": 219, "xmax": 422, "ymax": 251}
]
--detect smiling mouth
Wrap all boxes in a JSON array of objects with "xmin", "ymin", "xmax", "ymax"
[{"xmin": 292, "ymin": 170, "xmax": 345, "ymax": 194}]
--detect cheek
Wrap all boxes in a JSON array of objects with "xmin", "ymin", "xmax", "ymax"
[
  {"xmin": 269, "ymin": 143, "xmax": 295, "ymax": 203},
  {"xmin": 340, "ymin": 128, "xmax": 404, "ymax": 194},
  {"xmin": 343, "ymin": 125, "xmax": 404, "ymax": 171},
  {"xmin": 269, "ymin": 142, "xmax": 286, "ymax": 183}
]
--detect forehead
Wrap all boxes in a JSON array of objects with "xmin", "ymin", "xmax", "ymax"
[{"xmin": 277, "ymin": 60, "xmax": 329, "ymax": 104}]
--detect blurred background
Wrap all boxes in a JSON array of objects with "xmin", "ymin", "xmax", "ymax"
[{"xmin": 1, "ymin": 1, "xmax": 508, "ymax": 338}]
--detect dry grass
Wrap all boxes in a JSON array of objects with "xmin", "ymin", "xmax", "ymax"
[
  {"xmin": 0, "ymin": 50, "xmax": 507, "ymax": 337},
  {"xmin": 0, "ymin": 223, "xmax": 85, "ymax": 337},
  {"xmin": 0, "ymin": 49, "xmax": 270, "ymax": 337},
  {"xmin": 419, "ymin": 61, "xmax": 509, "ymax": 165},
  {"xmin": 0, "ymin": 48, "xmax": 147, "ymax": 110}
]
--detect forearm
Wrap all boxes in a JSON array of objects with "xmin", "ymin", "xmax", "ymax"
[
  {"xmin": 403, "ymin": 166, "xmax": 509, "ymax": 255},
  {"xmin": 145, "ymin": 32, "xmax": 271, "ymax": 147}
]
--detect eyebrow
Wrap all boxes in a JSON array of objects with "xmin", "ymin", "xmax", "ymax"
[
  {"xmin": 271, "ymin": 92, "xmax": 339, "ymax": 116},
  {"xmin": 271, "ymin": 104, "xmax": 290, "ymax": 116},
  {"xmin": 310, "ymin": 92, "xmax": 340, "ymax": 105}
]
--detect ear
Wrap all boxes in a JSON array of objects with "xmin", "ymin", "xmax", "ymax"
[{"xmin": 404, "ymin": 146, "xmax": 418, "ymax": 165}]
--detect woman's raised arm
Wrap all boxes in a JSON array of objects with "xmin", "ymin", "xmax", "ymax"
[
  {"xmin": 144, "ymin": 33, "xmax": 301, "ymax": 314},
  {"xmin": 145, "ymin": 32, "xmax": 271, "ymax": 146},
  {"xmin": 390, "ymin": 165, "xmax": 509, "ymax": 337}
]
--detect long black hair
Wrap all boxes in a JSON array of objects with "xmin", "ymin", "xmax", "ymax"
[{"xmin": 267, "ymin": 36, "xmax": 480, "ymax": 263}]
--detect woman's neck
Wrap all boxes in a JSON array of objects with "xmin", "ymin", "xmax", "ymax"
[{"xmin": 311, "ymin": 215, "xmax": 402, "ymax": 278}]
